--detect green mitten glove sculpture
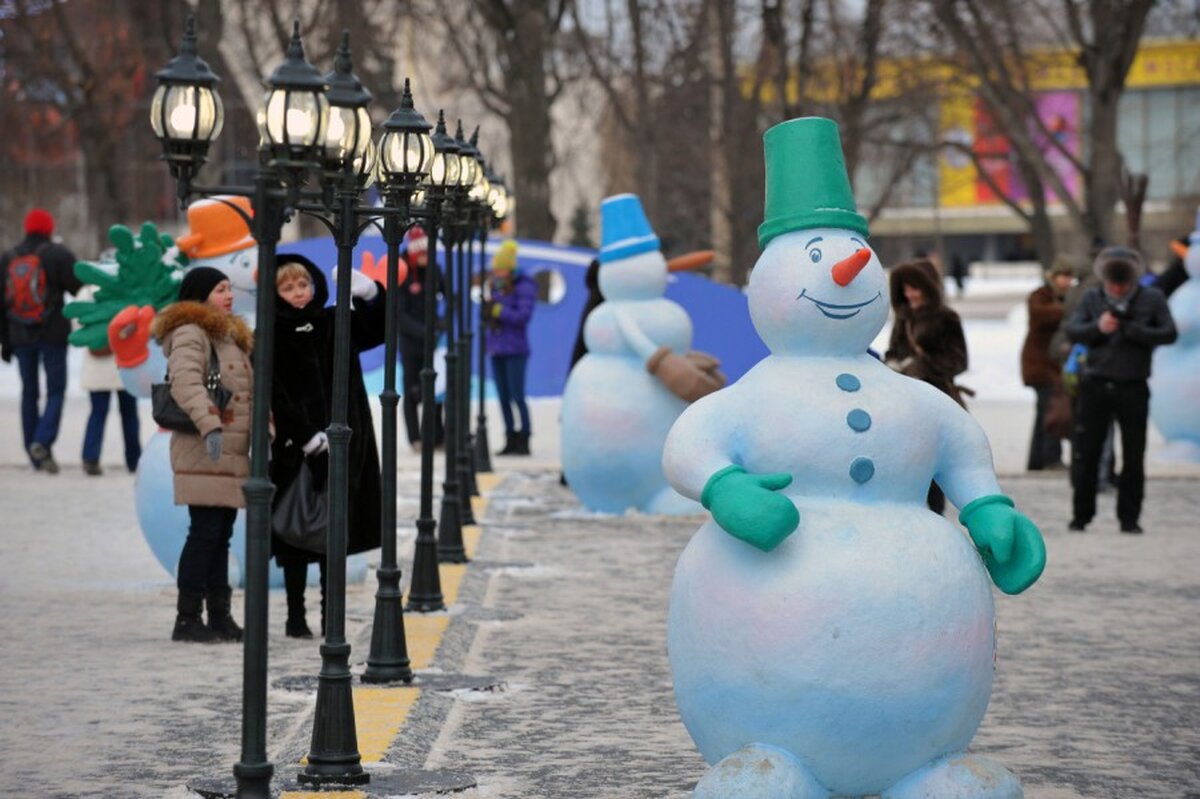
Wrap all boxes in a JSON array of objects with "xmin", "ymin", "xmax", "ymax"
[
  {"xmin": 959, "ymin": 494, "xmax": 1046, "ymax": 595},
  {"xmin": 701, "ymin": 465, "xmax": 799, "ymax": 552}
]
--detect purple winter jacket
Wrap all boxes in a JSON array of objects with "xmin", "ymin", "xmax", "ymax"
[{"xmin": 486, "ymin": 271, "xmax": 536, "ymax": 357}]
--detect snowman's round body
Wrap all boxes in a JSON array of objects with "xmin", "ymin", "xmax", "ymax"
[
  {"xmin": 1150, "ymin": 256, "xmax": 1200, "ymax": 451},
  {"xmin": 663, "ymin": 221, "xmax": 1025, "ymax": 797},
  {"xmin": 562, "ymin": 251, "xmax": 696, "ymax": 513},
  {"xmin": 668, "ymin": 356, "xmax": 996, "ymax": 796}
]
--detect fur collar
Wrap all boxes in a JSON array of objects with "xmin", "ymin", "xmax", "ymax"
[{"xmin": 152, "ymin": 301, "xmax": 254, "ymax": 353}]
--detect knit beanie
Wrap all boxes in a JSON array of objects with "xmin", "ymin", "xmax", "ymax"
[
  {"xmin": 405, "ymin": 226, "xmax": 428, "ymax": 255},
  {"xmin": 492, "ymin": 239, "xmax": 518, "ymax": 272},
  {"xmin": 24, "ymin": 208, "xmax": 55, "ymax": 236},
  {"xmin": 1046, "ymin": 255, "xmax": 1075, "ymax": 279},
  {"xmin": 178, "ymin": 266, "xmax": 231, "ymax": 303}
]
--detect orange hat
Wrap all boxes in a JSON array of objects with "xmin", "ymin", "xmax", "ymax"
[{"xmin": 176, "ymin": 196, "xmax": 256, "ymax": 260}]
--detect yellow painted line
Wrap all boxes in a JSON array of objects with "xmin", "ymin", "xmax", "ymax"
[
  {"xmin": 476, "ymin": 472, "xmax": 502, "ymax": 493},
  {"xmin": 403, "ymin": 612, "xmax": 452, "ymax": 670},
  {"xmin": 353, "ymin": 686, "xmax": 421, "ymax": 760},
  {"xmin": 463, "ymin": 524, "xmax": 481, "ymax": 560},
  {"xmin": 283, "ymin": 479, "xmax": 501, "ymax": 787}
]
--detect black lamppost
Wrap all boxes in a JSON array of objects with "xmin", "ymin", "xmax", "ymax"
[
  {"xmin": 151, "ymin": 18, "xmax": 330, "ymax": 799},
  {"xmin": 457, "ymin": 128, "xmax": 484, "ymax": 500},
  {"xmin": 452, "ymin": 122, "xmax": 479, "ymax": 519},
  {"xmin": 473, "ymin": 172, "xmax": 509, "ymax": 471},
  {"xmin": 434, "ymin": 122, "xmax": 469, "ymax": 564},
  {"xmin": 296, "ymin": 32, "xmax": 375, "ymax": 788},
  {"xmin": 406, "ymin": 111, "xmax": 461, "ymax": 611},
  {"xmin": 152, "ymin": 19, "xmax": 474, "ymax": 796},
  {"xmin": 363, "ymin": 80, "xmax": 433, "ymax": 681}
]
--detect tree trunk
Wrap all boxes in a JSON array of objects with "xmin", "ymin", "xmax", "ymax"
[
  {"xmin": 1085, "ymin": 92, "xmax": 1120, "ymax": 246},
  {"xmin": 502, "ymin": 0, "xmax": 557, "ymax": 241}
]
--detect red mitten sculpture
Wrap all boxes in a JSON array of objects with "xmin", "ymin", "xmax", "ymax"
[{"xmin": 109, "ymin": 305, "xmax": 156, "ymax": 368}]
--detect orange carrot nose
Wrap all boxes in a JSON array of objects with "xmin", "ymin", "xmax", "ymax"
[{"xmin": 831, "ymin": 248, "xmax": 871, "ymax": 286}]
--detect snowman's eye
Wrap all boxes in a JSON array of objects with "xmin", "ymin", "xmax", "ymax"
[{"xmin": 809, "ymin": 248, "xmax": 822, "ymax": 264}]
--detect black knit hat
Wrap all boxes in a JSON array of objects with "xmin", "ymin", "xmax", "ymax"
[{"xmin": 178, "ymin": 266, "xmax": 230, "ymax": 303}]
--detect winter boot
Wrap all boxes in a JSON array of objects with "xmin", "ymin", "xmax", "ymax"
[
  {"xmin": 497, "ymin": 433, "xmax": 516, "ymax": 456},
  {"xmin": 511, "ymin": 432, "xmax": 531, "ymax": 456},
  {"xmin": 173, "ymin": 591, "xmax": 221, "ymax": 643},
  {"xmin": 205, "ymin": 586, "xmax": 244, "ymax": 642}
]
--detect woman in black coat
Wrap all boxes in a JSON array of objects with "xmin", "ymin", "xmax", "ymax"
[
  {"xmin": 270, "ymin": 253, "xmax": 385, "ymax": 638},
  {"xmin": 885, "ymin": 258, "xmax": 970, "ymax": 516}
]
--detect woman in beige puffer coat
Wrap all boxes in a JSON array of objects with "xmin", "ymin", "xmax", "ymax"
[{"xmin": 150, "ymin": 266, "xmax": 253, "ymax": 644}]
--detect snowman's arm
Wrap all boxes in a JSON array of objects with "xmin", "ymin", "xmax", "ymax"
[
  {"xmin": 613, "ymin": 308, "xmax": 661, "ymax": 361},
  {"xmin": 662, "ymin": 389, "xmax": 739, "ymax": 500},
  {"xmin": 932, "ymin": 398, "xmax": 1003, "ymax": 510}
]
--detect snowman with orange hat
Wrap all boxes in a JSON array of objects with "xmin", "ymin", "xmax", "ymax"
[{"xmin": 106, "ymin": 196, "xmax": 257, "ymax": 395}]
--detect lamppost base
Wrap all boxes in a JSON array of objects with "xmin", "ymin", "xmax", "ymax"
[
  {"xmin": 297, "ymin": 767, "xmax": 370, "ymax": 787},
  {"xmin": 189, "ymin": 766, "xmax": 476, "ymax": 797}
]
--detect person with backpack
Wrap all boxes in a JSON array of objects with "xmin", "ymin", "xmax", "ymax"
[{"xmin": 0, "ymin": 208, "xmax": 82, "ymax": 473}]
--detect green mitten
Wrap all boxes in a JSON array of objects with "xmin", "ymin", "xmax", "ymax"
[
  {"xmin": 701, "ymin": 465, "xmax": 799, "ymax": 552},
  {"xmin": 959, "ymin": 494, "xmax": 1047, "ymax": 595}
]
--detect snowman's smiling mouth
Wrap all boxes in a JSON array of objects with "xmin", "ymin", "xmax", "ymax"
[{"xmin": 796, "ymin": 289, "xmax": 882, "ymax": 320}]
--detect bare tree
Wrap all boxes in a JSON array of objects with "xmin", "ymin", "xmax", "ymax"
[
  {"xmin": 1, "ymin": 0, "xmax": 171, "ymax": 247},
  {"xmin": 422, "ymin": 0, "xmax": 573, "ymax": 241},
  {"xmin": 930, "ymin": 0, "xmax": 1155, "ymax": 260}
]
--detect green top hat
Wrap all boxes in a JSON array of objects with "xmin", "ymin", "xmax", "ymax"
[{"xmin": 758, "ymin": 117, "xmax": 868, "ymax": 249}]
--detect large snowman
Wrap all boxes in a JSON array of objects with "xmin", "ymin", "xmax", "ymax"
[
  {"xmin": 561, "ymin": 194, "xmax": 699, "ymax": 514},
  {"xmin": 1150, "ymin": 209, "xmax": 1200, "ymax": 459},
  {"xmin": 662, "ymin": 118, "xmax": 1046, "ymax": 798}
]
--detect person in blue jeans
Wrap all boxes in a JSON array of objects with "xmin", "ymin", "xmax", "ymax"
[
  {"xmin": 484, "ymin": 240, "xmax": 537, "ymax": 455},
  {"xmin": 79, "ymin": 342, "xmax": 142, "ymax": 474},
  {"xmin": 0, "ymin": 208, "xmax": 82, "ymax": 474}
]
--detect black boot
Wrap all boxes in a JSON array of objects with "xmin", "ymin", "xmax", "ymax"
[
  {"xmin": 206, "ymin": 586, "xmax": 243, "ymax": 642},
  {"xmin": 283, "ymin": 561, "xmax": 313, "ymax": 638},
  {"xmin": 497, "ymin": 433, "xmax": 516, "ymax": 456},
  {"xmin": 173, "ymin": 591, "xmax": 221, "ymax": 643},
  {"xmin": 511, "ymin": 432, "xmax": 531, "ymax": 456}
]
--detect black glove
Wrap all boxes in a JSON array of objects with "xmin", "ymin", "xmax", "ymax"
[{"xmin": 1, "ymin": 344, "xmax": 11, "ymax": 364}]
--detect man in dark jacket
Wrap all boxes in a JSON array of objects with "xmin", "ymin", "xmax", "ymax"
[
  {"xmin": 1064, "ymin": 246, "xmax": 1177, "ymax": 533},
  {"xmin": 397, "ymin": 226, "xmax": 444, "ymax": 449},
  {"xmin": 1, "ymin": 209, "xmax": 82, "ymax": 473}
]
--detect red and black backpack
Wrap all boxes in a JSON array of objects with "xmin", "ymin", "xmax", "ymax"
[{"xmin": 4, "ymin": 244, "xmax": 48, "ymax": 325}]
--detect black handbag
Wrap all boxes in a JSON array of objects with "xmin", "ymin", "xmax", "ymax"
[
  {"xmin": 151, "ymin": 344, "xmax": 232, "ymax": 433},
  {"xmin": 272, "ymin": 460, "xmax": 328, "ymax": 553}
]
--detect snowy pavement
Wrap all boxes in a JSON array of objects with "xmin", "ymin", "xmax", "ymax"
[{"xmin": 1, "ymin": 284, "xmax": 1198, "ymax": 797}]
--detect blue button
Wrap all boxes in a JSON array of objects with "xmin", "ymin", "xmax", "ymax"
[
  {"xmin": 849, "ymin": 457, "xmax": 875, "ymax": 484},
  {"xmin": 847, "ymin": 409, "xmax": 871, "ymax": 432},
  {"xmin": 836, "ymin": 373, "xmax": 861, "ymax": 392}
]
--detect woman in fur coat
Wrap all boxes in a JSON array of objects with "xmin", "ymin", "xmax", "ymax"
[
  {"xmin": 270, "ymin": 254, "xmax": 386, "ymax": 638},
  {"xmin": 885, "ymin": 258, "xmax": 969, "ymax": 515},
  {"xmin": 151, "ymin": 266, "xmax": 253, "ymax": 643}
]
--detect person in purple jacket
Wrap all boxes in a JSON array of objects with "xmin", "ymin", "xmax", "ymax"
[{"xmin": 483, "ymin": 239, "xmax": 537, "ymax": 455}]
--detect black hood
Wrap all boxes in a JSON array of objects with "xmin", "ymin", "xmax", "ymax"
[{"xmin": 275, "ymin": 252, "xmax": 329, "ymax": 319}]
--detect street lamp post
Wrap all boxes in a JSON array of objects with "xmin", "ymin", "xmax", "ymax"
[
  {"xmin": 363, "ymin": 79, "xmax": 433, "ymax": 681},
  {"xmin": 474, "ymin": 172, "xmax": 508, "ymax": 472},
  {"xmin": 434, "ymin": 123, "xmax": 469, "ymax": 565},
  {"xmin": 151, "ymin": 17, "xmax": 332, "ymax": 799},
  {"xmin": 153, "ymin": 18, "xmax": 478, "ymax": 795},
  {"xmin": 456, "ymin": 129, "xmax": 483, "ymax": 502},
  {"xmin": 297, "ymin": 32, "xmax": 374, "ymax": 787},
  {"xmin": 407, "ymin": 111, "xmax": 460, "ymax": 610}
]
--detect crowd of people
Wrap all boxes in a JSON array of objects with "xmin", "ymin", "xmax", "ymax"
[{"xmin": 3, "ymin": 202, "xmax": 1189, "ymax": 640}]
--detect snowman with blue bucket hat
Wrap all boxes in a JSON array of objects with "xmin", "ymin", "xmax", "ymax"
[
  {"xmin": 662, "ymin": 117, "xmax": 1046, "ymax": 798},
  {"xmin": 561, "ymin": 193, "xmax": 720, "ymax": 514}
]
